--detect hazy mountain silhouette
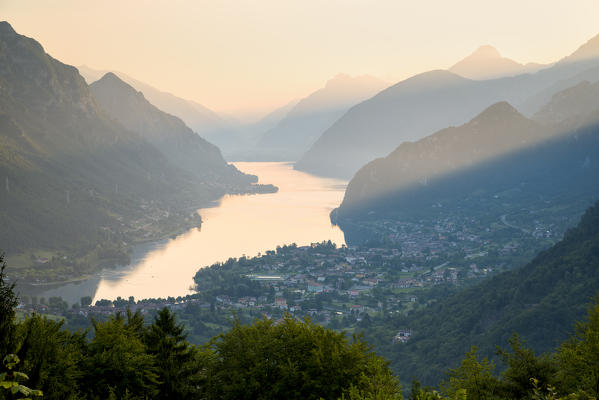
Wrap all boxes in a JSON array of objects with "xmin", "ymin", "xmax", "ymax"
[
  {"xmin": 227, "ymin": 98, "xmax": 300, "ymax": 161},
  {"xmin": 78, "ymin": 65, "xmax": 246, "ymax": 157},
  {"xmin": 90, "ymin": 72, "xmax": 246, "ymax": 182},
  {"xmin": 78, "ymin": 66, "xmax": 227, "ymax": 135},
  {"xmin": 255, "ymin": 74, "xmax": 387, "ymax": 160},
  {"xmin": 0, "ymin": 21, "xmax": 256, "ymax": 253},
  {"xmin": 450, "ymin": 45, "xmax": 546, "ymax": 80},
  {"xmin": 558, "ymin": 32, "xmax": 599, "ymax": 64},
  {"xmin": 337, "ymin": 102, "xmax": 545, "ymax": 214},
  {"xmin": 520, "ymin": 64, "xmax": 599, "ymax": 115},
  {"xmin": 533, "ymin": 80, "xmax": 599, "ymax": 126},
  {"xmin": 334, "ymin": 100, "xmax": 599, "ymax": 244},
  {"xmin": 295, "ymin": 33, "xmax": 599, "ymax": 179}
]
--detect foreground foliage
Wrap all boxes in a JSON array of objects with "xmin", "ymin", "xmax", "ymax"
[
  {"xmin": 0, "ymin": 256, "xmax": 401, "ymax": 399},
  {"xmin": 200, "ymin": 316, "xmax": 400, "ymax": 400}
]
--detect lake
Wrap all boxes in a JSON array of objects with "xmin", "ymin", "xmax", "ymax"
[{"xmin": 20, "ymin": 162, "xmax": 347, "ymax": 305}]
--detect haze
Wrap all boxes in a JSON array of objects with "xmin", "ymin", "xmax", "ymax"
[{"xmin": 2, "ymin": 0, "xmax": 598, "ymax": 120}]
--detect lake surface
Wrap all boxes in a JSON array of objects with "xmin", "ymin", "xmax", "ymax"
[{"xmin": 21, "ymin": 162, "xmax": 347, "ymax": 305}]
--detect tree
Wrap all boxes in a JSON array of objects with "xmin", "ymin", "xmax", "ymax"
[
  {"xmin": 200, "ymin": 315, "xmax": 399, "ymax": 400},
  {"xmin": 0, "ymin": 253, "xmax": 18, "ymax": 360},
  {"xmin": 440, "ymin": 347, "xmax": 499, "ymax": 400},
  {"xmin": 144, "ymin": 307, "xmax": 199, "ymax": 399},
  {"xmin": 556, "ymin": 299, "xmax": 599, "ymax": 397},
  {"xmin": 344, "ymin": 353, "xmax": 403, "ymax": 399},
  {"xmin": 408, "ymin": 380, "xmax": 465, "ymax": 400},
  {"xmin": 81, "ymin": 312, "xmax": 159, "ymax": 400},
  {"xmin": 80, "ymin": 296, "xmax": 92, "ymax": 307},
  {"xmin": 496, "ymin": 335, "xmax": 557, "ymax": 399},
  {"xmin": 16, "ymin": 314, "xmax": 86, "ymax": 400},
  {"xmin": 0, "ymin": 354, "xmax": 43, "ymax": 399}
]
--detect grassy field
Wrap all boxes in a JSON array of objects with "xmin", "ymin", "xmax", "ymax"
[{"xmin": 7, "ymin": 249, "xmax": 60, "ymax": 269}]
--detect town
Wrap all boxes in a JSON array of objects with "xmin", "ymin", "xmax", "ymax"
[{"xmin": 15, "ymin": 204, "xmax": 572, "ymax": 344}]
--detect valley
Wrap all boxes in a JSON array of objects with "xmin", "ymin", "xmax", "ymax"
[{"xmin": 2, "ymin": 10, "xmax": 599, "ymax": 398}]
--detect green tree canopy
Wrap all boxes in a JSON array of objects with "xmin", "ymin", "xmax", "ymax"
[
  {"xmin": 556, "ymin": 299, "xmax": 599, "ymax": 398},
  {"xmin": 0, "ymin": 254, "xmax": 18, "ymax": 359},
  {"xmin": 81, "ymin": 312, "xmax": 159, "ymax": 400},
  {"xmin": 200, "ymin": 315, "xmax": 402, "ymax": 400},
  {"xmin": 144, "ymin": 307, "xmax": 200, "ymax": 399},
  {"xmin": 440, "ymin": 347, "xmax": 499, "ymax": 400},
  {"xmin": 16, "ymin": 314, "xmax": 86, "ymax": 400}
]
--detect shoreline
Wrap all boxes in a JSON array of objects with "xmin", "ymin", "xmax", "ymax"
[{"xmin": 8, "ymin": 182, "xmax": 278, "ymax": 287}]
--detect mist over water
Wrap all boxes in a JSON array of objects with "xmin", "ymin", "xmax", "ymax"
[{"xmin": 21, "ymin": 162, "xmax": 347, "ymax": 304}]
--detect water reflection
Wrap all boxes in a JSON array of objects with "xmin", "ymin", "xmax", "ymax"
[{"xmin": 19, "ymin": 162, "xmax": 347, "ymax": 304}]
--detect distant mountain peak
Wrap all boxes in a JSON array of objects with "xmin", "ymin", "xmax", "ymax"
[
  {"xmin": 563, "ymin": 33, "xmax": 599, "ymax": 63},
  {"xmin": 330, "ymin": 73, "xmax": 352, "ymax": 81},
  {"xmin": 0, "ymin": 21, "xmax": 16, "ymax": 35},
  {"xmin": 94, "ymin": 72, "xmax": 148, "ymax": 102},
  {"xmin": 100, "ymin": 71, "xmax": 119, "ymax": 80},
  {"xmin": 324, "ymin": 73, "xmax": 384, "ymax": 89},
  {"xmin": 97, "ymin": 72, "xmax": 134, "ymax": 89},
  {"xmin": 389, "ymin": 70, "xmax": 468, "ymax": 92},
  {"xmin": 533, "ymin": 80, "xmax": 599, "ymax": 125},
  {"xmin": 470, "ymin": 45, "xmax": 502, "ymax": 59},
  {"xmin": 449, "ymin": 45, "xmax": 540, "ymax": 80},
  {"xmin": 324, "ymin": 73, "xmax": 353, "ymax": 88},
  {"xmin": 409, "ymin": 69, "xmax": 465, "ymax": 81},
  {"xmin": 472, "ymin": 101, "xmax": 522, "ymax": 121}
]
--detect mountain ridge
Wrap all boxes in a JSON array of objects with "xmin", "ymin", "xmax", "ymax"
[
  {"xmin": 77, "ymin": 65, "xmax": 250, "ymax": 157},
  {"xmin": 450, "ymin": 45, "xmax": 546, "ymax": 80},
  {"xmin": 90, "ymin": 72, "xmax": 248, "ymax": 183},
  {"xmin": 337, "ymin": 101, "xmax": 545, "ymax": 215},
  {"xmin": 295, "ymin": 32, "xmax": 599, "ymax": 179},
  {"xmin": 255, "ymin": 74, "xmax": 387, "ymax": 161},
  {"xmin": 0, "ymin": 22, "xmax": 264, "ymax": 281}
]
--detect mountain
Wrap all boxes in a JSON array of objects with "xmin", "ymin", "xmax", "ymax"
[
  {"xmin": 337, "ymin": 102, "xmax": 544, "ymax": 214},
  {"xmin": 0, "ymin": 21, "xmax": 258, "ymax": 269},
  {"xmin": 519, "ymin": 34, "xmax": 599, "ymax": 113},
  {"xmin": 520, "ymin": 64, "xmax": 599, "ymax": 115},
  {"xmin": 533, "ymin": 80, "xmax": 599, "ymax": 125},
  {"xmin": 295, "ymin": 70, "xmax": 514, "ymax": 178},
  {"xmin": 295, "ymin": 33, "xmax": 599, "ymax": 179},
  {"xmin": 379, "ymin": 199, "xmax": 599, "ymax": 385},
  {"xmin": 247, "ymin": 99, "xmax": 299, "ymax": 137},
  {"xmin": 333, "ymin": 92, "xmax": 599, "ymax": 384},
  {"xmin": 78, "ymin": 66, "xmax": 227, "ymax": 135},
  {"xmin": 255, "ymin": 74, "xmax": 387, "ymax": 161},
  {"xmin": 78, "ymin": 65, "xmax": 246, "ymax": 157},
  {"xmin": 226, "ymin": 98, "xmax": 300, "ymax": 161},
  {"xmin": 334, "ymin": 101, "xmax": 599, "ymax": 242},
  {"xmin": 89, "ymin": 72, "xmax": 246, "ymax": 183},
  {"xmin": 559, "ymin": 32, "xmax": 599, "ymax": 65},
  {"xmin": 450, "ymin": 45, "xmax": 546, "ymax": 80}
]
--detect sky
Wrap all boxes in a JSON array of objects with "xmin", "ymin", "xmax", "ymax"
[{"xmin": 2, "ymin": 0, "xmax": 599, "ymax": 121}]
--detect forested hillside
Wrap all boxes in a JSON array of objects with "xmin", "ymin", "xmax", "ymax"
[
  {"xmin": 89, "ymin": 72, "xmax": 249, "ymax": 184},
  {"xmin": 0, "ymin": 22, "xmax": 266, "ymax": 281},
  {"xmin": 334, "ymin": 100, "xmax": 599, "ymax": 245},
  {"xmin": 364, "ymin": 200, "xmax": 599, "ymax": 386}
]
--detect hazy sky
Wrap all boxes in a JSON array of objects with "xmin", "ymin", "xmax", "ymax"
[{"xmin": 2, "ymin": 0, "xmax": 598, "ymax": 120}]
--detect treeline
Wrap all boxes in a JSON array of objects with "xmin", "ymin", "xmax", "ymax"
[{"xmin": 2, "ymin": 255, "xmax": 599, "ymax": 399}]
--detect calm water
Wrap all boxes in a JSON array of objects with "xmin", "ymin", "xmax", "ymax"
[{"xmin": 21, "ymin": 162, "xmax": 346, "ymax": 304}]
